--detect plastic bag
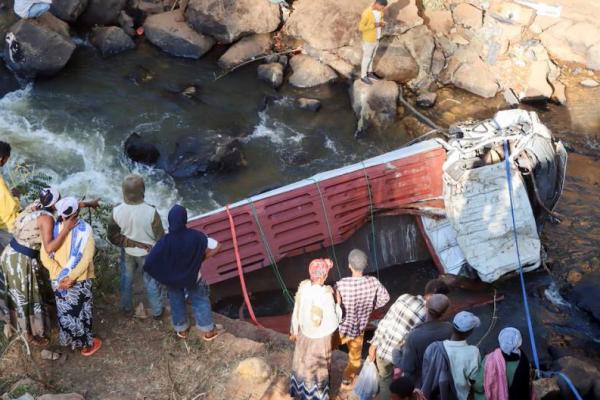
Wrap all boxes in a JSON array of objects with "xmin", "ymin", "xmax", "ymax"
[{"xmin": 353, "ymin": 359, "xmax": 379, "ymax": 400}]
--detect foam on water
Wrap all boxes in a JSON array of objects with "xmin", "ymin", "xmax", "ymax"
[
  {"xmin": 0, "ymin": 86, "xmax": 181, "ymax": 219},
  {"xmin": 246, "ymin": 109, "xmax": 305, "ymax": 146}
]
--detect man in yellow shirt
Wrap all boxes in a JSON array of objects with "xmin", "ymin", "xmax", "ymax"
[
  {"xmin": 358, "ymin": 0, "xmax": 388, "ymax": 85},
  {"xmin": 0, "ymin": 141, "xmax": 20, "ymax": 249}
]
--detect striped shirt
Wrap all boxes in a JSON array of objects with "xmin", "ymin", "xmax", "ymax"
[
  {"xmin": 371, "ymin": 294, "xmax": 427, "ymax": 363},
  {"xmin": 335, "ymin": 276, "xmax": 390, "ymax": 338}
]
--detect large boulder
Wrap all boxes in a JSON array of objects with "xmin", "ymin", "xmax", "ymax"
[
  {"xmin": 289, "ymin": 54, "xmax": 337, "ymax": 88},
  {"xmin": 351, "ymin": 79, "xmax": 398, "ymax": 136},
  {"xmin": 373, "ymin": 37, "xmax": 418, "ymax": 83},
  {"xmin": 162, "ymin": 136, "xmax": 247, "ymax": 178},
  {"xmin": 257, "ymin": 63, "xmax": 284, "ymax": 88},
  {"xmin": 144, "ymin": 11, "xmax": 215, "ymax": 59},
  {"xmin": 444, "ymin": 47, "xmax": 499, "ymax": 98},
  {"xmin": 554, "ymin": 356, "xmax": 600, "ymax": 398},
  {"xmin": 185, "ymin": 0, "xmax": 281, "ymax": 44},
  {"xmin": 0, "ymin": 63, "xmax": 20, "ymax": 98},
  {"xmin": 570, "ymin": 271, "xmax": 600, "ymax": 322},
  {"xmin": 91, "ymin": 26, "xmax": 135, "ymax": 57},
  {"xmin": 218, "ymin": 33, "xmax": 272, "ymax": 70},
  {"xmin": 124, "ymin": 132, "xmax": 160, "ymax": 165},
  {"xmin": 78, "ymin": 0, "xmax": 127, "ymax": 26},
  {"xmin": 539, "ymin": 20, "xmax": 600, "ymax": 70},
  {"xmin": 4, "ymin": 19, "xmax": 75, "ymax": 78},
  {"xmin": 50, "ymin": 0, "xmax": 88, "ymax": 23}
]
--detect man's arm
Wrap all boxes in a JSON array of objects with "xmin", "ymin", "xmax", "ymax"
[
  {"xmin": 401, "ymin": 334, "xmax": 417, "ymax": 379},
  {"xmin": 205, "ymin": 238, "xmax": 220, "ymax": 259},
  {"xmin": 374, "ymin": 280, "xmax": 390, "ymax": 309},
  {"xmin": 151, "ymin": 210, "xmax": 165, "ymax": 240},
  {"xmin": 106, "ymin": 214, "xmax": 150, "ymax": 250}
]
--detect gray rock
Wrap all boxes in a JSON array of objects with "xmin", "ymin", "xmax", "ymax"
[
  {"xmin": 118, "ymin": 10, "xmax": 135, "ymax": 36},
  {"xmin": 218, "ymin": 34, "xmax": 272, "ymax": 70},
  {"xmin": 144, "ymin": 11, "xmax": 215, "ymax": 59},
  {"xmin": 50, "ymin": 0, "xmax": 88, "ymax": 23},
  {"xmin": 0, "ymin": 62, "xmax": 19, "ymax": 98},
  {"xmin": 37, "ymin": 395, "xmax": 85, "ymax": 400},
  {"xmin": 351, "ymin": 79, "xmax": 398, "ymax": 136},
  {"xmin": 91, "ymin": 26, "xmax": 135, "ymax": 57},
  {"xmin": 416, "ymin": 92, "xmax": 437, "ymax": 108},
  {"xmin": 4, "ymin": 19, "xmax": 75, "ymax": 79},
  {"xmin": 296, "ymin": 98, "xmax": 321, "ymax": 112},
  {"xmin": 79, "ymin": 0, "xmax": 127, "ymax": 25},
  {"xmin": 278, "ymin": 55, "xmax": 288, "ymax": 67},
  {"xmin": 580, "ymin": 79, "xmax": 599, "ymax": 88},
  {"xmin": 186, "ymin": 0, "xmax": 281, "ymax": 44},
  {"xmin": 257, "ymin": 63, "xmax": 283, "ymax": 89},
  {"xmin": 555, "ymin": 356, "xmax": 599, "ymax": 398},
  {"xmin": 373, "ymin": 36, "xmax": 419, "ymax": 83},
  {"xmin": 521, "ymin": 60, "xmax": 553, "ymax": 102},
  {"xmin": 551, "ymin": 81, "xmax": 567, "ymax": 105},
  {"xmin": 570, "ymin": 271, "xmax": 600, "ymax": 321},
  {"xmin": 587, "ymin": 43, "xmax": 600, "ymax": 71},
  {"xmin": 133, "ymin": 0, "xmax": 165, "ymax": 17},
  {"xmin": 288, "ymin": 54, "xmax": 337, "ymax": 88},
  {"xmin": 124, "ymin": 132, "xmax": 160, "ymax": 165},
  {"xmin": 36, "ymin": 12, "xmax": 70, "ymax": 38}
]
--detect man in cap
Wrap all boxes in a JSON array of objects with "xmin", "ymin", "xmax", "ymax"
[
  {"xmin": 443, "ymin": 311, "xmax": 481, "ymax": 400},
  {"xmin": 401, "ymin": 293, "xmax": 453, "ymax": 387},
  {"xmin": 358, "ymin": 0, "xmax": 388, "ymax": 84},
  {"xmin": 368, "ymin": 279, "xmax": 450, "ymax": 398},
  {"xmin": 0, "ymin": 141, "xmax": 20, "ymax": 251},
  {"xmin": 335, "ymin": 249, "xmax": 390, "ymax": 384},
  {"xmin": 107, "ymin": 174, "xmax": 165, "ymax": 319}
]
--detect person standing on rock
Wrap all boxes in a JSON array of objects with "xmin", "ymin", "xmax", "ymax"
[
  {"xmin": 13, "ymin": 0, "xmax": 52, "ymax": 19},
  {"xmin": 144, "ymin": 205, "xmax": 222, "ymax": 341},
  {"xmin": 368, "ymin": 279, "xmax": 450, "ymax": 398},
  {"xmin": 358, "ymin": 0, "xmax": 387, "ymax": 85},
  {"xmin": 0, "ymin": 141, "xmax": 20, "ymax": 251},
  {"xmin": 40, "ymin": 197, "xmax": 103, "ymax": 356},
  {"xmin": 107, "ymin": 174, "xmax": 165, "ymax": 319},
  {"xmin": 289, "ymin": 258, "xmax": 342, "ymax": 400},
  {"xmin": 335, "ymin": 249, "xmax": 390, "ymax": 385}
]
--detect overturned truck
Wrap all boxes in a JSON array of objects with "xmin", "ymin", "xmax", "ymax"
[{"xmin": 188, "ymin": 110, "xmax": 567, "ymax": 296}]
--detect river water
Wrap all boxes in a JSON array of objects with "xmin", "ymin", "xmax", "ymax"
[{"xmin": 1, "ymin": 39, "xmax": 599, "ymax": 366}]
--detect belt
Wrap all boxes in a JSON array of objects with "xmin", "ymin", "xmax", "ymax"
[{"xmin": 9, "ymin": 238, "xmax": 40, "ymax": 259}]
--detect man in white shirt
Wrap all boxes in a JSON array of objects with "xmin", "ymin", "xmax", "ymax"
[
  {"xmin": 107, "ymin": 174, "xmax": 165, "ymax": 318},
  {"xmin": 443, "ymin": 311, "xmax": 481, "ymax": 400}
]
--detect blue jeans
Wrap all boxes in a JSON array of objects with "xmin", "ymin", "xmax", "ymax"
[
  {"xmin": 120, "ymin": 252, "xmax": 163, "ymax": 317},
  {"xmin": 27, "ymin": 3, "xmax": 50, "ymax": 18},
  {"xmin": 167, "ymin": 280, "xmax": 215, "ymax": 333}
]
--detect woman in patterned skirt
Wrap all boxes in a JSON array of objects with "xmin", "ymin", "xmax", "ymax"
[
  {"xmin": 289, "ymin": 259, "xmax": 342, "ymax": 400},
  {"xmin": 40, "ymin": 197, "xmax": 102, "ymax": 356}
]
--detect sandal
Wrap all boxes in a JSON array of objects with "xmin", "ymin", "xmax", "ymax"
[
  {"xmin": 202, "ymin": 330, "xmax": 221, "ymax": 342},
  {"xmin": 176, "ymin": 330, "xmax": 189, "ymax": 339},
  {"xmin": 81, "ymin": 338, "xmax": 103, "ymax": 357}
]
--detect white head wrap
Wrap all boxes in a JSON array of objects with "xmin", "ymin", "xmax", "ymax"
[
  {"xmin": 39, "ymin": 187, "xmax": 60, "ymax": 208},
  {"xmin": 55, "ymin": 197, "xmax": 79, "ymax": 218},
  {"xmin": 499, "ymin": 327, "xmax": 522, "ymax": 355}
]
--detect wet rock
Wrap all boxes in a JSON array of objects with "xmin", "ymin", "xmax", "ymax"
[
  {"xmin": 373, "ymin": 37, "xmax": 418, "ymax": 83},
  {"xmin": 234, "ymin": 357, "xmax": 272, "ymax": 384},
  {"xmin": 144, "ymin": 11, "xmax": 215, "ymax": 59},
  {"xmin": 580, "ymin": 79, "xmax": 599, "ymax": 88},
  {"xmin": 185, "ymin": 0, "xmax": 281, "ymax": 44},
  {"xmin": 257, "ymin": 63, "xmax": 284, "ymax": 89},
  {"xmin": 37, "ymin": 394, "xmax": 85, "ymax": 400},
  {"xmin": 14, "ymin": 395, "xmax": 34, "ymax": 400},
  {"xmin": 91, "ymin": 26, "xmax": 135, "ymax": 57},
  {"xmin": 351, "ymin": 79, "xmax": 398, "ymax": 136},
  {"xmin": 452, "ymin": 3, "xmax": 483, "ymax": 30},
  {"xmin": 126, "ymin": 65, "xmax": 154, "ymax": 85},
  {"xmin": 555, "ymin": 356, "xmax": 600, "ymax": 398},
  {"xmin": 277, "ymin": 55, "xmax": 288, "ymax": 67},
  {"xmin": 570, "ymin": 272, "xmax": 600, "ymax": 322},
  {"xmin": 4, "ymin": 19, "xmax": 75, "ymax": 79},
  {"xmin": 131, "ymin": 0, "xmax": 165, "ymax": 17},
  {"xmin": 124, "ymin": 132, "xmax": 160, "ymax": 166},
  {"xmin": 118, "ymin": 11, "xmax": 135, "ymax": 37},
  {"xmin": 218, "ymin": 34, "xmax": 272, "ymax": 70},
  {"xmin": 0, "ymin": 62, "xmax": 19, "ymax": 98},
  {"xmin": 533, "ymin": 377, "xmax": 561, "ymax": 400},
  {"xmin": 416, "ymin": 92, "xmax": 437, "ymax": 108},
  {"xmin": 164, "ymin": 137, "xmax": 246, "ymax": 177},
  {"xmin": 296, "ymin": 98, "xmax": 321, "ymax": 112},
  {"xmin": 289, "ymin": 54, "xmax": 337, "ymax": 88},
  {"xmin": 50, "ymin": 0, "xmax": 88, "ymax": 23},
  {"xmin": 78, "ymin": 0, "xmax": 127, "ymax": 26},
  {"xmin": 37, "ymin": 12, "xmax": 70, "ymax": 39}
]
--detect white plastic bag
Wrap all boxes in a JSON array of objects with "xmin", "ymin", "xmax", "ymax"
[{"xmin": 353, "ymin": 359, "xmax": 379, "ymax": 400}]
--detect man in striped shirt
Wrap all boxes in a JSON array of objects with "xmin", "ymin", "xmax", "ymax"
[
  {"xmin": 368, "ymin": 279, "xmax": 450, "ymax": 398},
  {"xmin": 335, "ymin": 249, "xmax": 390, "ymax": 384}
]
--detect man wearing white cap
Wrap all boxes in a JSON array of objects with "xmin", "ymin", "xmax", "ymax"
[{"xmin": 443, "ymin": 311, "xmax": 481, "ymax": 400}]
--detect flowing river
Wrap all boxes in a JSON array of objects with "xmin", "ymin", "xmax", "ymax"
[{"xmin": 1, "ymin": 38, "xmax": 599, "ymax": 366}]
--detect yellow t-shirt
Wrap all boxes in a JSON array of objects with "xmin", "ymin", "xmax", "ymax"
[{"xmin": 0, "ymin": 174, "xmax": 20, "ymax": 232}]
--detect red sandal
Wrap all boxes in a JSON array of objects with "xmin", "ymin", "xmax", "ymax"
[{"xmin": 81, "ymin": 338, "xmax": 103, "ymax": 357}]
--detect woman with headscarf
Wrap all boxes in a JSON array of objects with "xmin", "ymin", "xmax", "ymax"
[
  {"xmin": 289, "ymin": 258, "xmax": 342, "ymax": 400},
  {"xmin": 40, "ymin": 197, "xmax": 102, "ymax": 356},
  {"xmin": 0, "ymin": 188, "xmax": 79, "ymax": 345},
  {"xmin": 473, "ymin": 327, "xmax": 535, "ymax": 400},
  {"xmin": 144, "ymin": 204, "xmax": 221, "ymax": 341}
]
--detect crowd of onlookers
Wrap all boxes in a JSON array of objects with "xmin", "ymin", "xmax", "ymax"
[{"xmin": 289, "ymin": 252, "xmax": 535, "ymax": 400}]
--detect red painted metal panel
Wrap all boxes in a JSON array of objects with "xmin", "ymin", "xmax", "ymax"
[{"xmin": 188, "ymin": 147, "xmax": 446, "ymax": 285}]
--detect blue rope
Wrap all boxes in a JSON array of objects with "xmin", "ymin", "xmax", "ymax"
[{"xmin": 503, "ymin": 140, "xmax": 584, "ymax": 400}]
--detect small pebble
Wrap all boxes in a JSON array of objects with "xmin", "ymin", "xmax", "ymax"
[{"xmin": 580, "ymin": 79, "xmax": 599, "ymax": 88}]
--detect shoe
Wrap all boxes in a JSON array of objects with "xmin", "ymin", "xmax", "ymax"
[
  {"xmin": 81, "ymin": 338, "xmax": 102, "ymax": 357},
  {"xmin": 360, "ymin": 76, "xmax": 372, "ymax": 85},
  {"xmin": 202, "ymin": 329, "xmax": 221, "ymax": 342},
  {"xmin": 367, "ymin": 72, "xmax": 380, "ymax": 80}
]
